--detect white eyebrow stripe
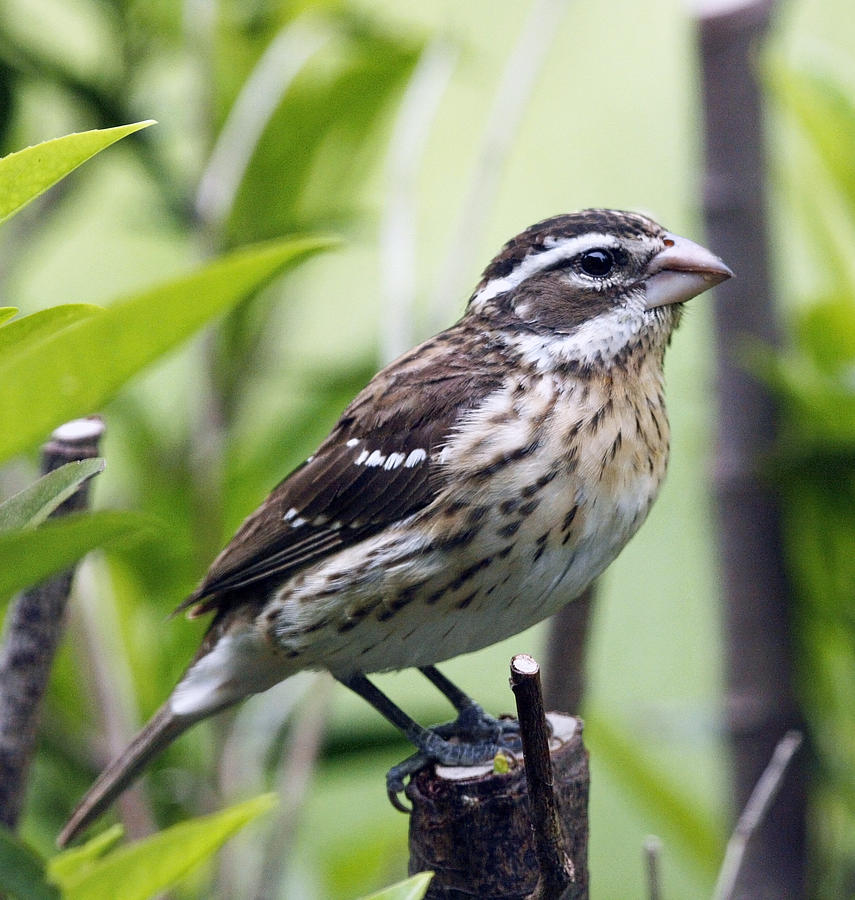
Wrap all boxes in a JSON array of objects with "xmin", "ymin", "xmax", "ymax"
[{"xmin": 472, "ymin": 232, "xmax": 618, "ymax": 305}]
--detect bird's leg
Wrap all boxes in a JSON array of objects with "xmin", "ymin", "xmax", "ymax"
[
  {"xmin": 337, "ymin": 673, "xmax": 510, "ymax": 810},
  {"xmin": 418, "ymin": 665, "xmax": 520, "ymax": 744}
]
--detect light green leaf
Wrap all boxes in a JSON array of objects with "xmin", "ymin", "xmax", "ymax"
[
  {"xmin": 361, "ymin": 872, "xmax": 434, "ymax": 900},
  {"xmin": 0, "ymin": 307, "xmax": 18, "ymax": 326},
  {"xmin": 0, "ymin": 122, "xmax": 155, "ymax": 226},
  {"xmin": 52, "ymin": 794, "xmax": 277, "ymax": 900},
  {"xmin": 767, "ymin": 55, "xmax": 855, "ymax": 218},
  {"xmin": 0, "ymin": 511, "xmax": 151, "ymax": 603},
  {"xmin": 0, "ymin": 235, "xmax": 336, "ymax": 464},
  {"xmin": 0, "ymin": 459, "xmax": 105, "ymax": 533},
  {"xmin": 586, "ymin": 713, "xmax": 723, "ymax": 878},
  {"xmin": 47, "ymin": 825, "xmax": 124, "ymax": 885},
  {"xmin": 0, "ymin": 305, "xmax": 102, "ymax": 357},
  {"xmin": 796, "ymin": 297, "xmax": 855, "ymax": 372},
  {"xmin": 0, "ymin": 826, "xmax": 60, "ymax": 900}
]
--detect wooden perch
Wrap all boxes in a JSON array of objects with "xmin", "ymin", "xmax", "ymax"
[
  {"xmin": 0, "ymin": 417, "xmax": 105, "ymax": 829},
  {"xmin": 407, "ymin": 656, "xmax": 588, "ymax": 899}
]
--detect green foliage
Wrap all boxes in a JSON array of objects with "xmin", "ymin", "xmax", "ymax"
[
  {"xmin": 0, "ymin": 113, "xmax": 336, "ymax": 891},
  {"xmin": 586, "ymin": 713, "xmax": 723, "ymax": 879},
  {"xmin": 0, "ymin": 235, "xmax": 336, "ymax": 464},
  {"xmin": 0, "ymin": 122, "xmax": 154, "ymax": 225},
  {"xmin": 223, "ymin": 16, "xmax": 421, "ymax": 243},
  {"xmin": 0, "ymin": 459, "xmax": 104, "ymax": 532},
  {"xmin": 47, "ymin": 825, "xmax": 123, "ymax": 886},
  {"xmin": 0, "ymin": 511, "xmax": 151, "ymax": 605},
  {"xmin": 767, "ymin": 56, "xmax": 855, "ymax": 221},
  {"xmin": 765, "ymin": 48, "xmax": 855, "ymax": 896},
  {"xmin": 0, "ymin": 5, "xmax": 414, "ymax": 890},
  {"xmin": 0, "ymin": 306, "xmax": 102, "ymax": 358},
  {"xmin": 0, "ymin": 827, "xmax": 60, "ymax": 900},
  {"xmin": 360, "ymin": 872, "xmax": 433, "ymax": 900},
  {"xmin": 47, "ymin": 794, "xmax": 276, "ymax": 900}
]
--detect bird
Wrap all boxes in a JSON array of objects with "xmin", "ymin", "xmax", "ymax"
[{"xmin": 58, "ymin": 208, "xmax": 732, "ymax": 846}]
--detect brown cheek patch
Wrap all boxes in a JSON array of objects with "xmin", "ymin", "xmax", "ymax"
[{"xmin": 512, "ymin": 273, "xmax": 615, "ymax": 333}]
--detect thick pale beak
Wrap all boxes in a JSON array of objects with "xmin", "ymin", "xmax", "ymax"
[{"xmin": 643, "ymin": 232, "xmax": 734, "ymax": 309}]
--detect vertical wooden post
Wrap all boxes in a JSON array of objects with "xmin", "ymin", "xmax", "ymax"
[
  {"xmin": 694, "ymin": 2, "xmax": 806, "ymax": 895},
  {"xmin": 0, "ymin": 418, "xmax": 105, "ymax": 828}
]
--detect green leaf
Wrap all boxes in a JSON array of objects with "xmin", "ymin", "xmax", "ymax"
[
  {"xmin": 586, "ymin": 713, "xmax": 723, "ymax": 878},
  {"xmin": 0, "ymin": 511, "xmax": 150, "ymax": 603},
  {"xmin": 0, "ymin": 122, "xmax": 156, "ymax": 226},
  {"xmin": 51, "ymin": 794, "xmax": 277, "ymax": 900},
  {"xmin": 0, "ymin": 307, "xmax": 18, "ymax": 326},
  {"xmin": 227, "ymin": 24, "xmax": 420, "ymax": 242},
  {"xmin": 0, "ymin": 305, "xmax": 102, "ymax": 357},
  {"xmin": 47, "ymin": 825, "xmax": 124, "ymax": 886},
  {"xmin": 0, "ymin": 826, "xmax": 60, "ymax": 900},
  {"xmin": 766, "ymin": 55, "xmax": 855, "ymax": 219},
  {"xmin": 0, "ymin": 235, "xmax": 336, "ymax": 464},
  {"xmin": 796, "ymin": 296, "xmax": 855, "ymax": 373},
  {"xmin": 0, "ymin": 459, "xmax": 105, "ymax": 533},
  {"xmin": 361, "ymin": 872, "xmax": 434, "ymax": 900}
]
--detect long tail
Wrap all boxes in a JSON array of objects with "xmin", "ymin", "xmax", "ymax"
[
  {"xmin": 59, "ymin": 604, "xmax": 292, "ymax": 847},
  {"xmin": 57, "ymin": 703, "xmax": 202, "ymax": 848}
]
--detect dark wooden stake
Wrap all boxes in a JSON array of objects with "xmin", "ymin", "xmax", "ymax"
[
  {"xmin": 0, "ymin": 417, "xmax": 105, "ymax": 828},
  {"xmin": 510, "ymin": 654, "xmax": 576, "ymax": 900},
  {"xmin": 407, "ymin": 658, "xmax": 588, "ymax": 899},
  {"xmin": 542, "ymin": 585, "xmax": 594, "ymax": 715},
  {"xmin": 694, "ymin": 2, "xmax": 806, "ymax": 896}
]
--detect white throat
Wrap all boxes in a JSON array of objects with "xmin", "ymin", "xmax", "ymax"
[{"xmin": 504, "ymin": 291, "xmax": 654, "ymax": 372}]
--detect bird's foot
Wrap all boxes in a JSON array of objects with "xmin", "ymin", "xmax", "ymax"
[
  {"xmin": 386, "ymin": 721, "xmax": 521, "ymax": 812},
  {"xmin": 432, "ymin": 703, "xmax": 521, "ymax": 745}
]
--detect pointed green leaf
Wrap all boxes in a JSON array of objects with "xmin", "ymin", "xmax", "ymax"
[
  {"xmin": 766, "ymin": 56, "xmax": 855, "ymax": 217},
  {"xmin": 0, "ymin": 511, "xmax": 151, "ymax": 603},
  {"xmin": 0, "ymin": 826, "xmax": 60, "ymax": 900},
  {"xmin": 0, "ymin": 307, "xmax": 18, "ymax": 326},
  {"xmin": 47, "ymin": 826, "xmax": 124, "ymax": 885},
  {"xmin": 361, "ymin": 872, "xmax": 434, "ymax": 900},
  {"xmin": 0, "ymin": 305, "xmax": 102, "ymax": 357},
  {"xmin": 0, "ymin": 235, "xmax": 336, "ymax": 464},
  {"xmin": 0, "ymin": 459, "xmax": 106, "ymax": 533},
  {"xmin": 586, "ymin": 712, "xmax": 723, "ymax": 878},
  {"xmin": 52, "ymin": 794, "xmax": 277, "ymax": 900},
  {"xmin": 0, "ymin": 122, "xmax": 155, "ymax": 226}
]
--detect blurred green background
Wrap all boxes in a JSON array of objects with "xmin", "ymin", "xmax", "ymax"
[{"xmin": 1, "ymin": 0, "xmax": 853, "ymax": 896}]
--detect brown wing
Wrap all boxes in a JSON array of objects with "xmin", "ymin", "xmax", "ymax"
[{"xmin": 180, "ymin": 326, "xmax": 504, "ymax": 615}]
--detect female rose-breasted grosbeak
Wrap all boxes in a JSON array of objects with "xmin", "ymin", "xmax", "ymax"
[{"xmin": 59, "ymin": 209, "xmax": 731, "ymax": 845}]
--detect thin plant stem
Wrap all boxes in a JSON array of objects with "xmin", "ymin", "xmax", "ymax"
[
  {"xmin": 380, "ymin": 39, "xmax": 457, "ymax": 364},
  {"xmin": 429, "ymin": 0, "xmax": 570, "ymax": 328},
  {"xmin": 712, "ymin": 730, "xmax": 803, "ymax": 900}
]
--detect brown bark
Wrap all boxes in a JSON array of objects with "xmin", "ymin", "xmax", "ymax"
[
  {"xmin": 542, "ymin": 586, "xmax": 594, "ymax": 715},
  {"xmin": 695, "ymin": 2, "xmax": 806, "ymax": 896},
  {"xmin": 407, "ymin": 712, "xmax": 588, "ymax": 900},
  {"xmin": 0, "ymin": 417, "xmax": 105, "ymax": 829},
  {"xmin": 510, "ymin": 654, "xmax": 577, "ymax": 900}
]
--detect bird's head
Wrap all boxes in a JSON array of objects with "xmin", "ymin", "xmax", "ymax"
[{"xmin": 467, "ymin": 209, "xmax": 733, "ymax": 371}]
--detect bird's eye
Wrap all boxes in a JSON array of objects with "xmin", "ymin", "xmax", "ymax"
[{"xmin": 578, "ymin": 248, "xmax": 615, "ymax": 278}]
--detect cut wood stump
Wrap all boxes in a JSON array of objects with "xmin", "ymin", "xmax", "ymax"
[{"xmin": 406, "ymin": 713, "xmax": 588, "ymax": 899}]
